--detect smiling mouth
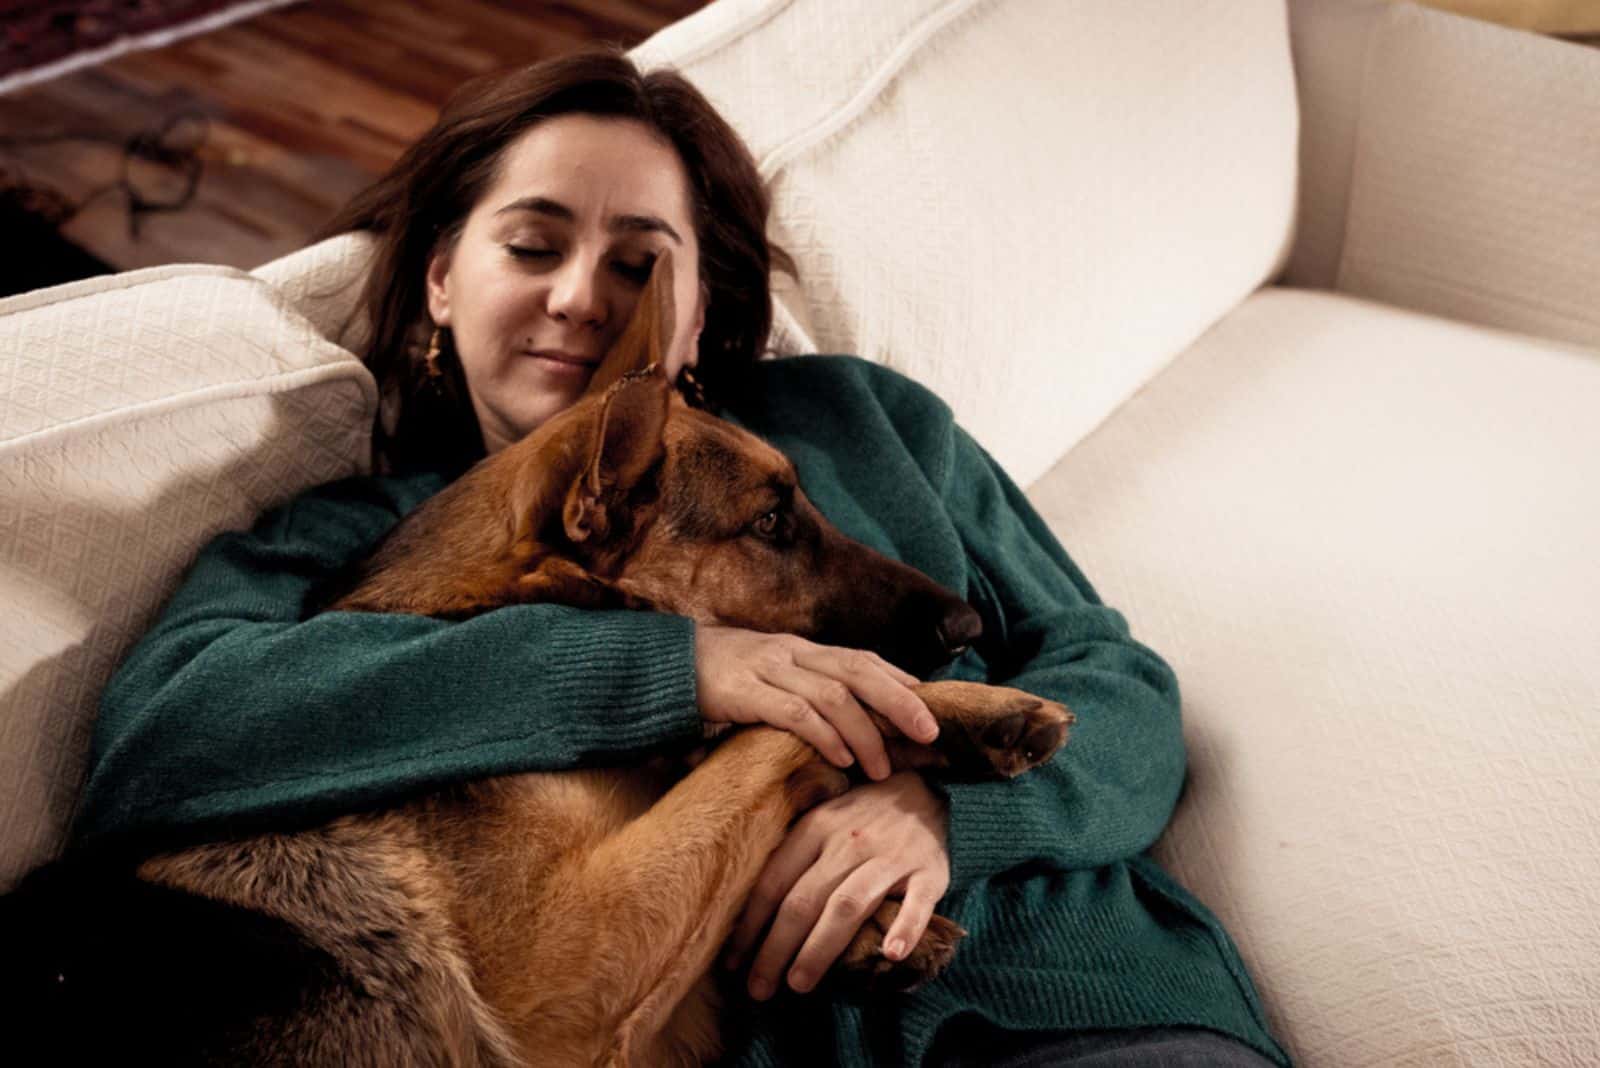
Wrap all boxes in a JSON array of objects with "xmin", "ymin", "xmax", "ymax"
[{"xmin": 526, "ymin": 350, "xmax": 599, "ymax": 369}]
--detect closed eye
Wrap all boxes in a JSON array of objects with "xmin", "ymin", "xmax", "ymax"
[
  {"xmin": 613, "ymin": 254, "xmax": 656, "ymax": 285},
  {"xmin": 505, "ymin": 246, "xmax": 655, "ymax": 286}
]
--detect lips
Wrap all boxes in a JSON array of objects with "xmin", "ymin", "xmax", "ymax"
[{"xmin": 525, "ymin": 349, "xmax": 598, "ymax": 367}]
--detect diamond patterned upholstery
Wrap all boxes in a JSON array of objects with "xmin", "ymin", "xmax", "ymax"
[
  {"xmin": 634, "ymin": 0, "xmax": 1300, "ymax": 488},
  {"xmin": 0, "ymin": 266, "xmax": 375, "ymax": 889},
  {"xmin": 5, "ymin": 3, "xmax": 1599, "ymax": 1065},
  {"xmin": 1028, "ymin": 288, "xmax": 1600, "ymax": 1066}
]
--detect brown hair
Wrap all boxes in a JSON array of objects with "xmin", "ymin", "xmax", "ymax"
[{"xmin": 322, "ymin": 48, "xmax": 795, "ymax": 471}]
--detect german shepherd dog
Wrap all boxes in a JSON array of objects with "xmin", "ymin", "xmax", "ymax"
[{"xmin": 2, "ymin": 253, "xmax": 1071, "ymax": 1066}]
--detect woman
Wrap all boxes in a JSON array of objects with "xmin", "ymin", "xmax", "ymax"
[{"xmin": 76, "ymin": 51, "xmax": 1288, "ymax": 1067}]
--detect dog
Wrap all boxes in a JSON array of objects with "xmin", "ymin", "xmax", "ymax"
[{"xmin": 2, "ymin": 252, "xmax": 1072, "ymax": 1066}]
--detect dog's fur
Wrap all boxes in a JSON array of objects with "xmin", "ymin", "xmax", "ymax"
[{"xmin": 3, "ymin": 253, "xmax": 1072, "ymax": 1066}]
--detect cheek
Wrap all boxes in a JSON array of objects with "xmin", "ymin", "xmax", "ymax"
[
  {"xmin": 449, "ymin": 271, "xmax": 536, "ymax": 370},
  {"xmin": 663, "ymin": 263, "xmax": 703, "ymax": 377}
]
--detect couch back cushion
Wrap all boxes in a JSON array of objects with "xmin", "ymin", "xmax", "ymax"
[
  {"xmin": 634, "ymin": 0, "xmax": 1299, "ymax": 486},
  {"xmin": 0, "ymin": 267, "xmax": 375, "ymax": 890}
]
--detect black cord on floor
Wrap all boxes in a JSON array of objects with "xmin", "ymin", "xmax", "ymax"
[{"xmin": 0, "ymin": 110, "xmax": 208, "ymax": 238}]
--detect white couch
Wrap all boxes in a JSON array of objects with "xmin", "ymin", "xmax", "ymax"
[{"xmin": 3, "ymin": 0, "xmax": 1598, "ymax": 1063}]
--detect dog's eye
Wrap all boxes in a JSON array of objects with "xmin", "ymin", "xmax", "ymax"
[{"xmin": 751, "ymin": 510, "xmax": 780, "ymax": 539}]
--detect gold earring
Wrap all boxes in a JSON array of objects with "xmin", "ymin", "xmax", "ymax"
[
  {"xmin": 424, "ymin": 327, "xmax": 443, "ymax": 380},
  {"xmin": 677, "ymin": 364, "xmax": 707, "ymax": 409}
]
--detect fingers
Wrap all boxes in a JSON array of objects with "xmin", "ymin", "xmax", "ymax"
[
  {"xmin": 696, "ymin": 626, "xmax": 936, "ymax": 773},
  {"xmin": 727, "ymin": 774, "xmax": 951, "ymax": 1001},
  {"xmin": 765, "ymin": 663, "xmax": 890, "ymax": 781},
  {"xmin": 744, "ymin": 856, "xmax": 896, "ymax": 1001},
  {"xmin": 884, "ymin": 663, "xmax": 923, "ymax": 689},
  {"xmin": 726, "ymin": 820, "xmax": 822, "ymax": 973},
  {"xmin": 783, "ymin": 863, "xmax": 903, "ymax": 993},
  {"xmin": 792, "ymin": 645, "xmax": 938, "ymax": 748},
  {"xmin": 746, "ymin": 680, "xmax": 855, "ymax": 769},
  {"xmin": 881, "ymin": 871, "xmax": 944, "ymax": 962}
]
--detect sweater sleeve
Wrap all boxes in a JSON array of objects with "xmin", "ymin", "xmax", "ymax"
[
  {"xmin": 75, "ymin": 472, "xmax": 702, "ymax": 852},
  {"xmin": 933, "ymin": 426, "xmax": 1187, "ymax": 898}
]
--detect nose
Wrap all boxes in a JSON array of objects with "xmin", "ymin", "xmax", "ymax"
[
  {"xmin": 547, "ymin": 257, "xmax": 605, "ymax": 328},
  {"xmin": 876, "ymin": 587, "xmax": 983, "ymax": 678},
  {"xmin": 937, "ymin": 603, "xmax": 983, "ymax": 658}
]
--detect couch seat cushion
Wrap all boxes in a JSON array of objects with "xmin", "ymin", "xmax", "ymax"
[{"xmin": 1028, "ymin": 286, "xmax": 1600, "ymax": 1066}]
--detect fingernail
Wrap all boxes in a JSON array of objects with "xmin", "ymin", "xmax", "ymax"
[
  {"xmin": 789, "ymin": 969, "xmax": 812, "ymax": 992},
  {"xmin": 885, "ymin": 937, "xmax": 907, "ymax": 960},
  {"xmin": 918, "ymin": 714, "xmax": 939, "ymax": 741},
  {"xmin": 750, "ymin": 977, "xmax": 773, "ymax": 1001}
]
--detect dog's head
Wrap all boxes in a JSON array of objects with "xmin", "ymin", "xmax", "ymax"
[{"xmin": 336, "ymin": 253, "xmax": 981, "ymax": 677}]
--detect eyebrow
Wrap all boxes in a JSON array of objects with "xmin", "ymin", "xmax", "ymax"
[{"xmin": 494, "ymin": 196, "xmax": 683, "ymax": 244}]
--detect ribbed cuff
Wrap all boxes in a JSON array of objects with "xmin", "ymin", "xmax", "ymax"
[
  {"xmin": 497, "ymin": 607, "xmax": 703, "ymax": 758},
  {"xmin": 939, "ymin": 777, "xmax": 1049, "ymax": 898}
]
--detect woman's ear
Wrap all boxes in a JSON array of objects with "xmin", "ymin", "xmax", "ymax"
[{"xmin": 425, "ymin": 246, "xmax": 454, "ymax": 326}]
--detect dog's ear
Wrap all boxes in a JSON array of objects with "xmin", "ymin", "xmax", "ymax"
[
  {"xmin": 584, "ymin": 247, "xmax": 676, "ymax": 398},
  {"xmin": 563, "ymin": 371, "xmax": 672, "ymax": 545},
  {"xmin": 502, "ymin": 430, "xmax": 585, "ymax": 549}
]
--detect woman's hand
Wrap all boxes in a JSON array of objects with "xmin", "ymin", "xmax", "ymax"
[
  {"xmin": 695, "ymin": 625, "xmax": 939, "ymax": 780},
  {"xmin": 723, "ymin": 771, "xmax": 951, "ymax": 1000}
]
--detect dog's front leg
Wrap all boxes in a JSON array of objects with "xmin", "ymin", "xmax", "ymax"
[
  {"xmin": 499, "ymin": 727, "xmax": 846, "ymax": 1067},
  {"xmin": 830, "ymin": 680, "xmax": 1075, "ymax": 993}
]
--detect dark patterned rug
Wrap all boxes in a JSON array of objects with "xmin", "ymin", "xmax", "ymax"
[{"xmin": 0, "ymin": 1, "xmax": 288, "ymax": 87}]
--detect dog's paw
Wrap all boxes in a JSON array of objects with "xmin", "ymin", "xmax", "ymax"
[
  {"xmin": 969, "ymin": 691, "xmax": 1072, "ymax": 778},
  {"xmin": 919, "ymin": 681, "xmax": 1072, "ymax": 780},
  {"xmin": 833, "ymin": 901, "xmax": 964, "ymax": 995}
]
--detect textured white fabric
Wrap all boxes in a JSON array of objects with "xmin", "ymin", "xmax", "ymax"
[
  {"xmin": 1283, "ymin": 0, "xmax": 1386, "ymax": 290},
  {"xmin": 1291, "ymin": 0, "xmax": 1600, "ymax": 349},
  {"xmin": 253, "ymin": 231, "xmax": 377, "ymax": 351},
  {"xmin": 1028, "ymin": 287, "xmax": 1600, "ymax": 1067},
  {"xmin": 0, "ymin": 268, "xmax": 376, "ymax": 890},
  {"xmin": 635, "ymin": 0, "xmax": 1300, "ymax": 487},
  {"xmin": 7, "ymin": 5, "xmax": 1595, "ymax": 1062}
]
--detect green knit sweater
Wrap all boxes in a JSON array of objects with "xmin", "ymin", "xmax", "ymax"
[{"xmin": 76, "ymin": 355, "xmax": 1288, "ymax": 1066}]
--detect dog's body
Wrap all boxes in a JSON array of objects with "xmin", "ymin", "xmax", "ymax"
[{"xmin": 8, "ymin": 256, "xmax": 1071, "ymax": 1066}]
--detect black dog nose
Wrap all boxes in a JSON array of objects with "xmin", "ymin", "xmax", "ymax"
[{"xmin": 936, "ymin": 603, "xmax": 983, "ymax": 658}]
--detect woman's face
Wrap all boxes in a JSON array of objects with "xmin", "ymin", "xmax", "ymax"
[{"xmin": 426, "ymin": 114, "xmax": 705, "ymax": 453}]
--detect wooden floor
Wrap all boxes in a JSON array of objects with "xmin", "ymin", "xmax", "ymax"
[{"xmin": 0, "ymin": 0, "xmax": 710, "ymax": 272}]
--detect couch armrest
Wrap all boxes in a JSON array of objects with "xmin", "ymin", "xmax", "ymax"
[
  {"xmin": 0, "ymin": 267, "xmax": 374, "ymax": 890},
  {"xmin": 252, "ymin": 231, "xmax": 377, "ymax": 351},
  {"xmin": 1286, "ymin": 0, "xmax": 1600, "ymax": 350}
]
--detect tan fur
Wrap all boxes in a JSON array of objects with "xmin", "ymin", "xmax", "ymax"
[{"xmin": 135, "ymin": 253, "xmax": 1073, "ymax": 1065}]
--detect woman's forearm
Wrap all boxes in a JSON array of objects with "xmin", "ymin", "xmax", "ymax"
[
  {"xmin": 937, "ymin": 425, "xmax": 1187, "ymax": 895},
  {"xmin": 75, "ymin": 477, "xmax": 702, "ymax": 851}
]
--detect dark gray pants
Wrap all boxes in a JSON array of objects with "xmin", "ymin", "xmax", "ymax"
[{"xmin": 930, "ymin": 1024, "xmax": 1282, "ymax": 1067}]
